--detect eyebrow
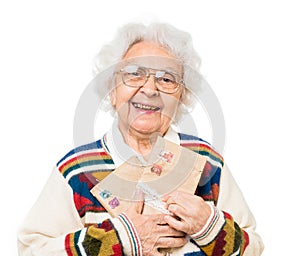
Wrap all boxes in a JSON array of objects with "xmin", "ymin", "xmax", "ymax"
[{"xmin": 123, "ymin": 62, "xmax": 182, "ymax": 75}]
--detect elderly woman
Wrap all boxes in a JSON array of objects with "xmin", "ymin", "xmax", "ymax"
[{"xmin": 18, "ymin": 23, "xmax": 264, "ymax": 255}]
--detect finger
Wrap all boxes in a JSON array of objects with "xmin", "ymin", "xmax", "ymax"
[
  {"xmin": 156, "ymin": 236, "xmax": 188, "ymax": 248},
  {"xmin": 125, "ymin": 199, "xmax": 144, "ymax": 215},
  {"xmin": 156, "ymin": 224, "xmax": 186, "ymax": 237},
  {"xmin": 135, "ymin": 200, "xmax": 144, "ymax": 214},
  {"xmin": 132, "ymin": 188, "xmax": 144, "ymax": 214},
  {"xmin": 164, "ymin": 215, "xmax": 186, "ymax": 233},
  {"xmin": 167, "ymin": 203, "xmax": 186, "ymax": 220},
  {"xmin": 163, "ymin": 191, "xmax": 185, "ymax": 206},
  {"xmin": 144, "ymin": 214, "xmax": 168, "ymax": 225},
  {"xmin": 165, "ymin": 192, "xmax": 200, "ymax": 210},
  {"xmin": 162, "ymin": 191, "xmax": 179, "ymax": 202},
  {"xmin": 162, "ymin": 194, "xmax": 172, "ymax": 202}
]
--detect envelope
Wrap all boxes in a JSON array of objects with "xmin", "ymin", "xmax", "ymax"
[{"xmin": 91, "ymin": 136, "xmax": 207, "ymax": 217}]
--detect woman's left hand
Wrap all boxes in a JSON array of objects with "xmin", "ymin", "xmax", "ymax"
[{"xmin": 162, "ymin": 191, "xmax": 212, "ymax": 235}]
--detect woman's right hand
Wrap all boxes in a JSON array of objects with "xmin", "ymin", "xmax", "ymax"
[{"xmin": 124, "ymin": 193, "xmax": 187, "ymax": 256}]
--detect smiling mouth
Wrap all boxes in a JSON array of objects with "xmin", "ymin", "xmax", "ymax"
[{"xmin": 132, "ymin": 102, "xmax": 161, "ymax": 111}]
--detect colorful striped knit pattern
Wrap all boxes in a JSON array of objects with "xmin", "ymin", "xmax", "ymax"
[
  {"xmin": 57, "ymin": 140, "xmax": 115, "ymax": 218},
  {"xmin": 199, "ymin": 212, "xmax": 250, "ymax": 256},
  {"xmin": 57, "ymin": 133, "xmax": 249, "ymax": 255},
  {"xmin": 65, "ymin": 219, "xmax": 123, "ymax": 256},
  {"xmin": 179, "ymin": 134, "xmax": 224, "ymax": 166},
  {"xmin": 179, "ymin": 133, "xmax": 223, "ymax": 205}
]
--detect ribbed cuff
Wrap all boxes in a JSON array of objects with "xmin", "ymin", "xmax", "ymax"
[
  {"xmin": 191, "ymin": 204, "xmax": 225, "ymax": 245},
  {"xmin": 117, "ymin": 213, "xmax": 143, "ymax": 256}
]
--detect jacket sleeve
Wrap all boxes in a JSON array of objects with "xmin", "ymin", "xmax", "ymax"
[
  {"xmin": 17, "ymin": 168, "xmax": 142, "ymax": 256},
  {"xmin": 193, "ymin": 164, "xmax": 264, "ymax": 256}
]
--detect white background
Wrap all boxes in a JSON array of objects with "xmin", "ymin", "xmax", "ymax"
[{"xmin": 1, "ymin": 0, "xmax": 299, "ymax": 255}]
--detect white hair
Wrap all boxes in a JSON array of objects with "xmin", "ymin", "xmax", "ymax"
[{"xmin": 93, "ymin": 22, "xmax": 203, "ymax": 122}]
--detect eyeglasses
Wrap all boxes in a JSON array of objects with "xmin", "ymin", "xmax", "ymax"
[{"xmin": 117, "ymin": 65, "xmax": 184, "ymax": 94}]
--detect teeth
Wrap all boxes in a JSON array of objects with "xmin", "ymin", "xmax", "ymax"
[{"xmin": 133, "ymin": 103, "xmax": 159, "ymax": 111}]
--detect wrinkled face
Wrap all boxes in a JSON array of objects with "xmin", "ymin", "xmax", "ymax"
[{"xmin": 110, "ymin": 41, "xmax": 183, "ymax": 138}]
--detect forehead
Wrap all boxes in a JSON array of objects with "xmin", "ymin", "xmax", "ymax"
[
  {"xmin": 124, "ymin": 41, "xmax": 175, "ymax": 59},
  {"xmin": 122, "ymin": 41, "xmax": 183, "ymax": 73}
]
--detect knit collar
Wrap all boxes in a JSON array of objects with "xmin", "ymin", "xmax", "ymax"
[{"xmin": 103, "ymin": 119, "xmax": 180, "ymax": 168}]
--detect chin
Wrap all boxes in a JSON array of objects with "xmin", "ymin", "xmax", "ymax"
[{"xmin": 131, "ymin": 122, "xmax": 162, "ymax": 135}]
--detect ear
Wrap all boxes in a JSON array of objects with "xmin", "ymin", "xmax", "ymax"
[
  {"xmin": 110, "ymin": 88, "xmax": 117, "ymax": 107},
  {"xmin": 179, "ymin": 87, "xmax": 185, "ymax": 103}
]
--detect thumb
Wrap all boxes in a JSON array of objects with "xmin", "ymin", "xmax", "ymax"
[{"xmin": 132, "ymin": 188, "xmax": 144, "ymax": 214}]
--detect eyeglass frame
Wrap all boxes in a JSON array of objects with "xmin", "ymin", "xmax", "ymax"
[{"xmin": 116, "ymin": 65, "xmax": 185, "ymax": 94}]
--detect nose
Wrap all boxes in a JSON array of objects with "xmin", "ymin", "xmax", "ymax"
[{"xmin": 139, "ymin": 74, "xmax": 159, "ymax": 97}]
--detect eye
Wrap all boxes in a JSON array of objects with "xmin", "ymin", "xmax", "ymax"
[
  {"xmin": 156, "ymin": 71, "xmax": 176, "ymax": 85},
  {"xmin": 161, "ymin": 77, "xmax": 174, "ymax": 83},
  {"xmin": 131, "ymin": 71, "xmax": 142, "ymax": 76},
  {"xmin": 121, "ymin": 65, "xmax": 146, "ymax": 86}
]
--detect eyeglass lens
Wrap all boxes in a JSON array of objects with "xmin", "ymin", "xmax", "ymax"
[{"xmin": 121, "ymin": 65, "xmax": 180, "ymax": 93}]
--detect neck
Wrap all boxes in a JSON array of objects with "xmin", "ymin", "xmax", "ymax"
[{"xmin": 118, "ymin": 124, "xmax": 164, "ymax": 157}]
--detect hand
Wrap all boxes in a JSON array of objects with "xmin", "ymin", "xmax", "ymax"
[
  {"xmin": 124, "ymin": 191, "xmax": 188, "ymax": 256},
  {"xmin": 162, "ymin": 191, "xmax": 212, "ymax": 235}
]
